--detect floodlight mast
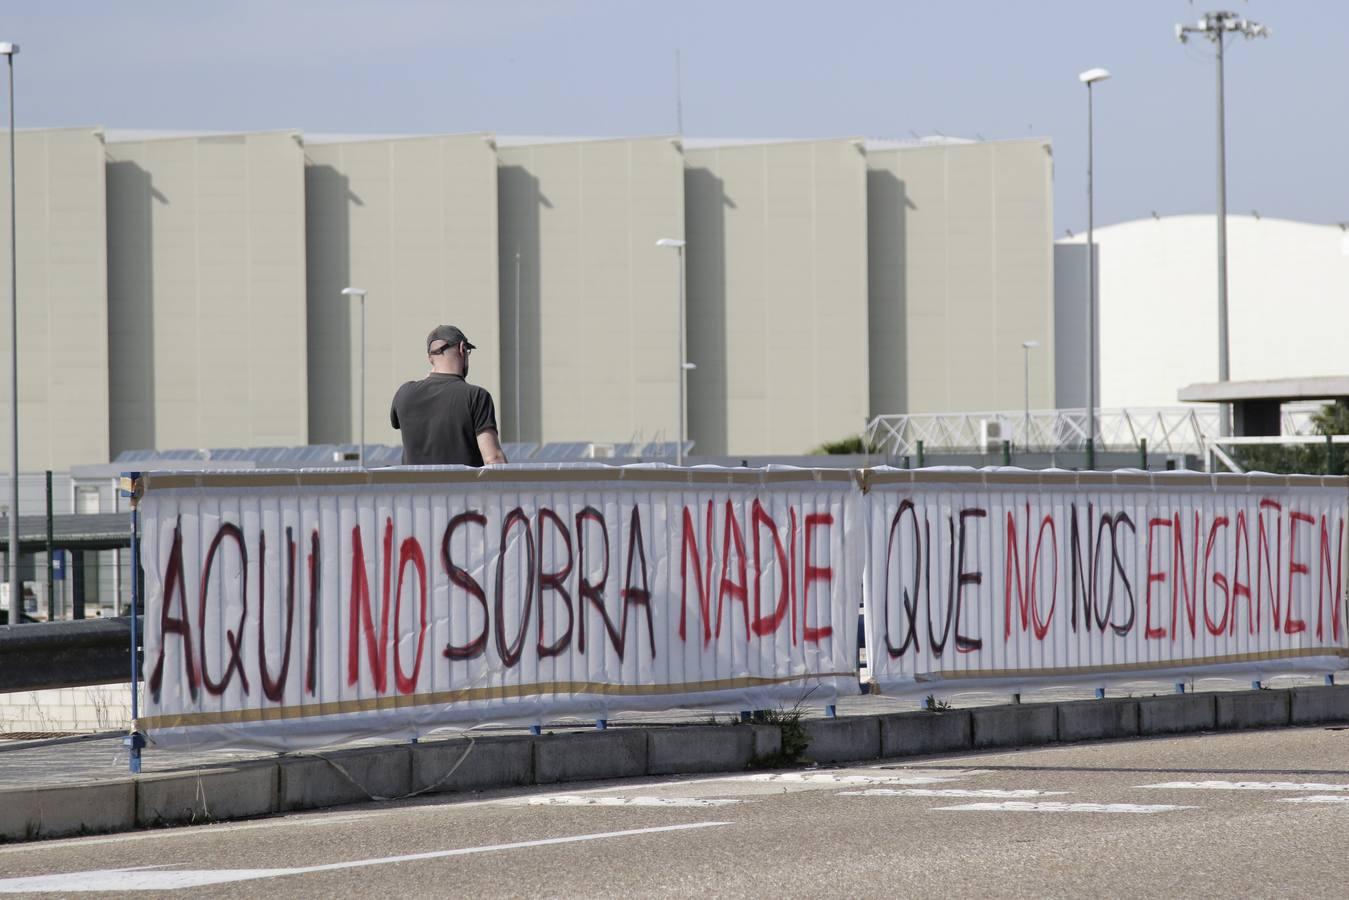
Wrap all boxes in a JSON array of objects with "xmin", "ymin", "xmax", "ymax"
[
  {"xmin": 1176, "ymin": 11, "xmax": 1269, "ymax": 439},
  {"xmin": 1078, "ymin": 66, "xmax": 1109, "ymax": 469}
]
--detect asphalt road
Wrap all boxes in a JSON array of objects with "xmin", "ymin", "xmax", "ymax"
[{"xmin": 4, "ymin": 726, "xmax": 1349, "ymax": 898}]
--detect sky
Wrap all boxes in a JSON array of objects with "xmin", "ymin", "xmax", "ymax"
[{"xmin": 7, "ymin": 0, "xmax": 1345, "ymax": 233}]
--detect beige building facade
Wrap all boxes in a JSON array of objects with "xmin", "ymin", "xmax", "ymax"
[
  {"xmin": 105, "ymin": 131, "xmax": 309, "ymax": 454},
  {"xmin": 867, "ymin": 139, "xmax": 1055, "ymax": 418},
  {"xmin": 0, "ymin": 126, "xmax": 1064, "ymax": 471},
  {"xmin": 0, "ymin": 128, "xmax": 109, "ymax": 473},
  {"xmin": 305, "ymin": 134, "xmax": 500, "ymax": 449},
  {"xmin": 497, "ymin": 138, "xmax": 684, "ymax": 445},
  {"xmin": 684, "ymin": 139, "xmax": 870, "ymax": 455}
]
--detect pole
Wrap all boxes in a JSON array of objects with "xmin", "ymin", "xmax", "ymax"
[
  {"xmin": 1085, "ymin": 81, "xmax": 1097, "ymax": 471},
  {"xmin": 358, "ymin": 291, "xmax": 366, "ymax": 468},
  {"xmin": 6, "ymin": 50, "xmax": 18, "ymax": 619},
  {"xmin": 44, "ymin": 469, "xmax": 51, "ymax": 620},
  {"xmin": 125, "ymin": 473, "xmax": 144, "ymax": 774},
  {"xmin": 1214, "ymin": 29, "xmax": 1231, "ymax": 438},
  {"xmin": 514, "ymin": 250, "xmax": 521, "ymax": 442},
  {"xmin": 1023, "ymin": 346, "xmax": 1030, "ymax": 451},
  {"xmin": 676, "ymin": 245, "xmax": 686, "ymax": 466}
]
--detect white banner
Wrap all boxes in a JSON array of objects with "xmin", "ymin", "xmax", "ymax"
[
  {"xmin": 137, "ymin": 466, "xmax": 862, "ymax": 750},
  {"xmin": 862, "ymin": 469, "xmax": 1349, "ymax": 695}
]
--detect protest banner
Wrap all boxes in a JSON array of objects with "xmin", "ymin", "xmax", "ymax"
[
  {"xmin": 862, "ymin": 469, "xmax": 1349, "ymax": 695},
  {"xmin": 137, "ymin": 466, "xmax": 862, "ymax": 749}
]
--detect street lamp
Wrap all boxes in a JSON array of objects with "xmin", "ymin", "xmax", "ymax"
[
  {"xmin": 655, "ymin": 238, "xmax": 688, "ymax": 466},
  {"xmin": 2, "ymin": 42, "xmax": 19, "ymax": 619},
  {"xmin": 1022, "ymin": 340, "xmax": 1040, "ymax": 451},
  {"xmin": 1079, "ymin": 66, "xmax": 1110, "ymax": 470},
  {"xmin": 340, "ymin": 287, "xmax": 367, "ymax": 468},
  {"xmin": 1177, "ymin": 12, "xmax": 1269, "ymax": 438}
]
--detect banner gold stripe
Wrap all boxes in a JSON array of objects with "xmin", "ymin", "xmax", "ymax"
[{"xmin": 901, "ymin": 646, "xmax": 1349, "ymax": 683}]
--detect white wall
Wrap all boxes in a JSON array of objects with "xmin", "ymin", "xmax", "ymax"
[
  {"xmin": 1056, "ymin": 215, "xmax": 1349, "ymax": 408},
  {"xmin": 869, "ymin": 139, "xmax": 1055, "ymax": 417},
  {"xmin": 498, "ymin": 138, "xmax": 684, "ymax": 445},
  {"xmin": 107, "ymin": 133, "xmax": 309, "ymax": 454},
  {"xmin": 0, "ymin": 128, "xmax": 109, "ymax": 471},
  {"xmin": 305, "ymin": 135, "xmax": 500, "ymax": 448},
  {"xmin": 685, "ymin": 139, "xmax": 869, "ymax": 455}
]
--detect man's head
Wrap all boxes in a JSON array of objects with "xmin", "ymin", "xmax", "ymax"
[{"xmin": 427, "ymin": 325, "xmax": 475, "ymax": 376}]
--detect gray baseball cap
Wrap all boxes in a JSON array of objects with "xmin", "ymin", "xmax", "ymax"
[{"xmin": 427, "ymin": 325, "xmax": 475, "ymax": 354}]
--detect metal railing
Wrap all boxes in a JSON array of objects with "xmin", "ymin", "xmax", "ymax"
[{"xmin": 864, "ymin": 405, "xmax": 1320, "ymax": 458}]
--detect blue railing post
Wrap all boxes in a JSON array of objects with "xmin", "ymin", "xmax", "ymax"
[{"xmin": 121, "ymin": 473, "xmax": 144, "ymax": 775}]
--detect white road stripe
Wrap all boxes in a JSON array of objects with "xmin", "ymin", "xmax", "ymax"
[
  {"xmin": 936, "ymin": 802, "xmax": 1194, "ymax": 814},
  {"xmin": 740, "ymin": 773, "xmax": 961, "ymax": 786},
  {"xmin": 527, "ymin": 796, "xmax": 741, "ymax": 807},
  {"xmin": 1140, "ymin": 780, "xmax": 1349, "ymax": 792},
  {"xmin": 838, "ymin": 788, "xmax": 1068, "ymax": 798},
  {"xmin": 0, "ymin": 821, "xmax": 732, "ymax": 893},
  {"xmin": 1277, "ymin": 795, "xmax": 1349, "ymax": 805},
  {"xmin": 0, "ymin": 813, "xmax": 384, "ymax": 855}
]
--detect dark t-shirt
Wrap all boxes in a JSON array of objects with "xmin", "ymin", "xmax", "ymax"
[{"xmin": 389, "ymin": 374, "xmax": 498, "ymax": 466}]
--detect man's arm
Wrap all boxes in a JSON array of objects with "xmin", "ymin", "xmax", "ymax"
[{"xmin": 477, "ymin": 427, "xmax": 508, "ymax": 465}]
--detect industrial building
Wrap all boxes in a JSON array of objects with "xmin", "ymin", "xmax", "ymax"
[
  {"xmin": 1055, "ymin": 214, "xmax": 1349, "ymax": 410},
  {"xmin": 104, "ymin": 130, "xmax": 310, "ymax": 455},
  {"xmin": 304, "ymin": 133, "xmax": 501, "ymax": 448},
  {"xmin": 683, "ymin": 138, "xmax": 870, "ymax": 456},
  {"xmin": 868, "ymin": 138, "xmax": 1055, "ymax": 418},
  {"xmin": 0, "ymin": 127, "xmax": 108, "ymax": 475},
  {"xmin": 497, "ymin": 136, "xmax": 685, "ymax": 447},
  {"xmin": 1, "ymin": 126, "xmax": 1060, "ymax": 474}
]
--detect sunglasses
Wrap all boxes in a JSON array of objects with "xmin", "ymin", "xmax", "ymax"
[{"xmin": 432, "ymin": 342, "xmax": 471, "ymax": 356}]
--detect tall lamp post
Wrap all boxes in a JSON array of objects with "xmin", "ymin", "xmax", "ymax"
[
  {"xmin": 2, "ymin": 42, "xmax": 18, "ymax": 619},
  {"xmin": 1177, "ymin": 12, "xmax": 1269, "ymax": 438},
  {"xmin": 655, "ymin": 239, "xmax": 688, "ymax": 466},
  {"xmin": 1079, "ymin": 67, "xmax": 1110, "ymax": 470},
  {"xmin": 340, "ymin": 287, "xmax": 367, "ymax": 468},
  {"xmin": 1021, "ymin": 340, "xmax": 1039, "ymax": 451}
]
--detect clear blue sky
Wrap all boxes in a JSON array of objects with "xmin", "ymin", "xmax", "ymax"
[{"xmin": 9, "ymin": 0, "xmax": 1344, "ymax": 233}]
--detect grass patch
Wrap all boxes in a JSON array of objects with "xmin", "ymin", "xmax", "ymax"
[{"xmin": 744, "ymin": 704, "xmax": 812, "ymax": 768}]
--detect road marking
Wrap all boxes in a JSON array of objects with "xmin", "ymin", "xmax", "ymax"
[
  {"xmin": 1140, "ymin": 780, "xmax": 1349, "ymax": 792},
  {"xmin": 935, "ymin": 802, "xmax": 1195, "ymax": 814},
  {"xmin": 1277, "ymin": 795, "xmax": 1349, "ymax": 805},
  {"xmin": 0, "ymin": 812, "xmax": 385, "ymax": 855},
  {"xmin": 740, "ymin": 773, "xmax": 961, "ymax": 786},
  {"xmin": 527, "ymin": 796, "xmax": 741, "ymax": 807},
  {"xmin": 838, "ymin": 788, "xmax": 1069, "ymax": 799},
  {"xmin": 0, "ymin": 821, "xmax": 732, "ymax": 893}
]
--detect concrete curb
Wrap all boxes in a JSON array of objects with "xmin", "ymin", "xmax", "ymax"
[{"xmin": 5, "ymin": 684, "xmax": 1349, "ymax": 842}]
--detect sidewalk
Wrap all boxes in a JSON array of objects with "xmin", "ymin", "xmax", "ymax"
[{"xmin": 2, "ymin": 673, "xmax": 1346, "ymax": 842}]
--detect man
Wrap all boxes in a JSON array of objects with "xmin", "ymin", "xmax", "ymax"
[{"xmin": 390, "ymin": 325, "xmax": 508, "ymax": 466}]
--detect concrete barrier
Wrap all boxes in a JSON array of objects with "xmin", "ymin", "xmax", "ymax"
[
  {"xmin": 7, "ymin": 683, "xmax": 1349, "ymax": 843},
  {"xmin": 138, "ymin": 763, "xmax": 278, "ymax": 827},
  {"xmin": 880, "ymin": 710, "xmax": 972, "ymax": 758},
  {"xmin": 1290, "ymin": 685, "xmax": 1349, "ymax": 725},
  {"xmin": 648, "ymin": 725, "xmax": 754, "ymax": 775},
  {"xmin": 1138, "ymin": 693, "xmax": 1216, "ymax": 735},
  {"xmin": 0, "ymin": 780, "xmax": 135, "ymax": 841},
  {"xmin": 278, "ymin": 744, "xmax": 412, "ymax": 811},
  {"xmin": 1216, "ymin": 690, "xmax": 1291, "ymax": 730},
  {"xmin": 972, "ymin": 704, "xmax": 1057, "ymax": 749},
  {"xmin": 1057, "ymin": 698, "xmax": 1139, "ymax": 743},
  {"xmin": 0, "ymin": 617, "xmax": 133, "ymax": 692},
  {"xmin": 411, "ymin": 734, "xmax": 534, "ymax": 795},
  {"xmin": 801, "ymin": 717, "xmax": 881, "ymax": 764},
  {"xmin": 534, "ymin": 730, "xmax": 647, "ymax": 784}
]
